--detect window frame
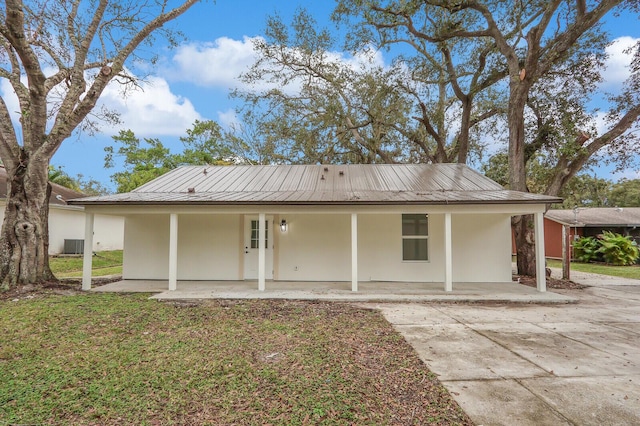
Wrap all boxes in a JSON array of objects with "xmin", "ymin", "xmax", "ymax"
[
  {"xmin": 401, "ymin": 214, "xmax": 429, "ymax": 262},
  {"xmin": 250, "ymin": 219, "xmax": 269, "ymax": 249}
]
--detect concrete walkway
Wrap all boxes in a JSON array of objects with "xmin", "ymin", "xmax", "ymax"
[
  {"xmin": 92, "ymin": 279, "xmax": 575, "ymax": 303},
  {"xmin": 364, "ymin": 272, "xmax": 640, "ymax": 425}
]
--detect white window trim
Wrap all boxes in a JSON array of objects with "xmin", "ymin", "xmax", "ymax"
[{"xmin": 401, "ymin": 214, "xmax": 429, "ymax": 262}]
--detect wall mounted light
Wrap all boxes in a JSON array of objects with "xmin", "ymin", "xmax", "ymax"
[{"xmin": 280, "ymin": 219, "xmax": 288, "ymax": 232}]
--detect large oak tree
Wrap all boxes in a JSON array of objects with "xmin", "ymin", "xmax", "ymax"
[
  {"xmin": 335, "ymin": 0, "xmax": 640, "ymax": 276},
  {"xmin": 0, "ymin": 0, "xmax": 200, "ymax": 287}
]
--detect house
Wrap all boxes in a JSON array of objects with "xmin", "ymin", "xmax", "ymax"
[
  {"xmin": 69, "ymin": 164, "xmax": 560, "ymax": 292},
  {"xmin": 544, "ymin": 207, "xmax": 640, "ymax": 259},
  {"xmin": 0, "ymin": 166, "xmax": 124, "ymax": 254}
]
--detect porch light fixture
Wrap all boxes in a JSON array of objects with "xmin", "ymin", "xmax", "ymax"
[{"xmin": 280, "ymin": 219, "xmax": 288, "ymax": 232}]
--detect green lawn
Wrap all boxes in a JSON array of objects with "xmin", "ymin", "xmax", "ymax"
[
  {"xmin": 0, "ymin": 295, "xmax": 471, "ymax": 425},
  {"xmin": 547, "ymin": 258, "xmax": 640, "ymax": 280},
  {"xmin": 50, "ymin": 250, "xmax": 122, "ymax": 278}
]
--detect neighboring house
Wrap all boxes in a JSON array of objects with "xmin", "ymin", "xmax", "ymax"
[
  {"xmin": 544, "ymin": 207, "xmax": 640, "ymax": 259},
  {"xmin": 0, "ymin": 166, "xmax": 124, "ymax": 254},
  {"xmin": 70, "ymin": 164, "xmax": 560, "ymax": 292}
]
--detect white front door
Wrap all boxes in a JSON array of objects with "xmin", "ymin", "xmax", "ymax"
[{"xmin": 243, "ymin": 216, "xmax": 274, "ymax": 279}]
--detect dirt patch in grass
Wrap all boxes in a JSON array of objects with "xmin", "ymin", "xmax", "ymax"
[
  {"xmin": 0, "ymin": 276, "xmax": 121, "ymax": 301},
  {"xmin": 0, "ymin": 295, "xmax": 472, "ymax": 425},
  {"xmin": 515, "ymin": 275, "xmax": 588, "ymax": 290}
]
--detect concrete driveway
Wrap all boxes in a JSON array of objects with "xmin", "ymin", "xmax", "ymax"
[{"xmin": 364, "ymin": 276, "xmax": 640, "ymax": 425}]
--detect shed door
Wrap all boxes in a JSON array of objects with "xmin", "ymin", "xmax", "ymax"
[{"xmin": 243, "ymin": 216, "xmax": 274, "ymax": 279}]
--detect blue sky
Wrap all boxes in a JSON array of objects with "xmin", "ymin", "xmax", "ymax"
[{"xmin": 38, "ymin": 2, "xmax": 640, "ymax": 190}]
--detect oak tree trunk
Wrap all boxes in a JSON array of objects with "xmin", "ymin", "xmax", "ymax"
[
  {"xmin": 0, "ymin": 160, "xmax": 56, "ymax": 288},
  {"xmin": 508, "ymin": 84, "xmax": 539, "ymax": 277},
  {"xmin": 512, "ymin": 214, "xmax": 537, "ymax": 277}
]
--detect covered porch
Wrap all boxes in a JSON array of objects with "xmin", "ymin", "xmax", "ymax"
[
  {"xmin": 90, "ymin": 279, "xmax": 574, "ymax": 303},
  {"xmin": 80, "ymin": 206, "xmax": 550, "ymax": 294}
]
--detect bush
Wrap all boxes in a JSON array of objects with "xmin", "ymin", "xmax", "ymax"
[
  {"xmin": 572, "ymin": 236, "xmax": 600, "ymax": 263},
  {"xmin": 597, "ymin": 231, "xmax": 640, "ymax": 266}
]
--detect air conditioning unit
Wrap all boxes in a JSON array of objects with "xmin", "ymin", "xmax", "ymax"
[{"xmin": 63, "ymin": 239, "xmax": 84, "ymax": 254}]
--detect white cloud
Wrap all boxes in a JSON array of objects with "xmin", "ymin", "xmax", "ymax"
[
  {"xmin": 168, "ymin": 36, "xmax": 388, "ymax": 93},
  {"xmin": 601, "ymin": 36, "xmax": 639, "ymax": 87},
  {"xmin": 0, "ymin": 79, "xmax": 22, "ymax": 126},
  {"xmin": 170, "ymin": 36, "xmax": 260, "ymax": 88},
  {"xmin": 217, "ymin": 108, "xmax": 240, "ymax": 129},
  {"xmin": 99, "ymin": 75, "xmax": 201, "ymax": 136}
]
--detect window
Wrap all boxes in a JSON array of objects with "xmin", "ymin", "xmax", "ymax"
[
  {"xmin": 402, "ymin": 214, "xmax": 428, "ymax": 261},
  {"xmin": 250, "ymin": 220, "xmax": 269, "ymax": 249}
]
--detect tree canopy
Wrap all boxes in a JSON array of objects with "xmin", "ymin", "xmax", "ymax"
[
  {"xmin": 105, "ymin": 121, "xmax": 234, "ymax": 193},
  {"xmin": 0, "ymin": 0, "xmax": 200, "ymax": 286}
]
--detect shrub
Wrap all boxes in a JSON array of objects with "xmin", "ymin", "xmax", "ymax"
[
  {"xmin": 597, "ymin": 231, "xmax": 640, "ymax": 266},
  {"xmin": 572, "ymin": 236, "xmax": 600, "ymax": 263}
]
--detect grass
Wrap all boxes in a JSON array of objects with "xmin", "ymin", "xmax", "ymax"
[
  {"xmin": 50, "ymin": 250, "xmax": 122, "ymax": 277},
  {"xmin": 547, "ymin": 258, "xmax": 640, "ymax": 280},
  {"xmin": 0, "ymin": 294, "xmax": 471, "ymax": 425}
]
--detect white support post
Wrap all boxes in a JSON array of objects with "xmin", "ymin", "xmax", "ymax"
[
  {"xmin": 351, "ymin": 213, "xmax": 358, "ymax": 292},
  {"xmin": 168, "ymin": 213, "xmax": 178, "ymax": 291},
  {"xmin": 82, "ymin": 213, "xmax": 94, "ymax": 291},
  {"xmin": 444, "ymin": 213, "xmax": 453, "ymax": 292},
  {"xmin": 535, "ymin": 212, "xmax": 547, "ymax": 292},
  {"xmin": 258, "ymin": 212, "xmax": 266, "ymax": 291}
]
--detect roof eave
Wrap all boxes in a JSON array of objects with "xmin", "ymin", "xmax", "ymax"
[{"xmin": 69, "ymin": 198, "xmax": 561, "ymax": 207}]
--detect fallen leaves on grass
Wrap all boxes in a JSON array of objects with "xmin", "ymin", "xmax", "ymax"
[{"xmin": 0, "ymin": 295, "xmax": 472, "ymax": 425}]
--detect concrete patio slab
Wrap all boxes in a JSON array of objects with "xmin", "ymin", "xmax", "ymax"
[
  {"xmin": 442, "ymin": 379, "xmax": 572, "ymax": 426},
  {"xmin": 535, "ymin": 322, "xmax": 640, "ymax": 359},
  {"xmin": 370, "ymin": 280, "xmax": 640, "ymax": 426},
  {"xmin": 92, "ymin": 279, "xmax": 576, "ymax": 303},
  {"xmin": 395, "ymin": 324, "xmax": 549, "ymax": 381},
  {"xmin": 522, "ymin": 376, "xmax": 640, "ymax": 426}
]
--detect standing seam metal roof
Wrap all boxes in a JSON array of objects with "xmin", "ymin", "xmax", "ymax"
[
  {"xmin": 545, "ymin": 207, "xmax": 640, "ymax": 226},
  {"xmin": 69, "ymin": 164, "xmax": 562, "ymax": 205}
]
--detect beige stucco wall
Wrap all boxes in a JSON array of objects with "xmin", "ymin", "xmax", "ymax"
[
  {"xmin": 120, "ymin": 211, "xmax": 513, "ymax": 283},
  {"xmin": 122, "ymin": 214, "xmax": 241, "ymax": 280},
  {"xmin": 357, "ymin": 213, "xmax": 445, "ymax": 282},
  {"xmin": 277, "ymin": 214, "xmax": 352, "ymax": 281},
  {"xmin": 0, "ymin": 201, "xmax": 123, "ymax": 254},
  {"xmin": 277, "ymin": 213, "xmax": 512, "ymax": 283},
  {"xmin": 451, "ymin": 214, "xmax": 512, "ymax": 282},
  {"xmin": 93, "ymin": 214, "xmax": 125, "ymax": 252}
]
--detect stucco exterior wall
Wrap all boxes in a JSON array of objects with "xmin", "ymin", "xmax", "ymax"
[
  {"xmin": 121, "ymin": 211, "xmax": 513, "ymax": 283},
  {"xmin": 451, "ymin": 214, "xmax": 512, "ymax": 282},
  {"xmin": 93, "ymin": 214, "xmax": 125, "ymax": 252},
  {"xmin": 123, "ymin": 215, "xmax": 170, "ymax": 279},
  {"xmin": 0, "ymin": 201, "xmax": 123, "ymax": 254},
  {"xmin": 357, "ymin": 213, "xmax": 445, "ymax": 282},
  {"xmin": 177, "ymin": 214, "xmax": 240, "ymax": 280},
  {"xmin": 47, "ymin": 207, "xmax": 85, "ymax": 254},
  {"xmin": 123, "ymin": 214, "xmax": 241, "ymax": 280},
  {"xmin": 277, "ymin": 214, "xmax": 352, "ymax": 281}
]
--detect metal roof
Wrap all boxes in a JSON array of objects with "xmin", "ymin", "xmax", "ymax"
[
  {"xmin": 546, "ymin": 207, "xmax": 640, "ymax": 227},
  {"xmin": 70, "ymin": 164, "xmax": 561, "ymax": 206}
]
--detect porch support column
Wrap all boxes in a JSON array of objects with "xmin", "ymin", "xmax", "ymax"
[
  {"xmin": 535, "ymin": 211, "xmax": 547, "ymax": 292},
  {"xmin": 562, "ymin": 224, "xmax": 570, "ymax": 280},
  {"xmin": 169, "ymin": 213, "xmax": 178, "ymax": 291},
  {"xmin": 81, "ymin": 213, "xmax": 94, "ymax": 291},
  {"xmin": 444, "ymin": 212, "xmax": 453, "ymax": 292},
  {"xmin": 258, "ymin": 212, "xmax": 266, "ymax": 291},
  {"xmin": 351, "ymin": 213, "xmax": 358, "ymax": 292}
]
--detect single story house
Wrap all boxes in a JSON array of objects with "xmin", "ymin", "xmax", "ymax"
[
  {"xmin": 70, "ymin": 164, "xmax": 560, "ymax": 292},
  {"xmin": 0, "ymin": 166, "xmax": 124, "ymax": 254},
  {"xmin": 544, "ymin": 207, "xmax": 640, "ymax": 259}
]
